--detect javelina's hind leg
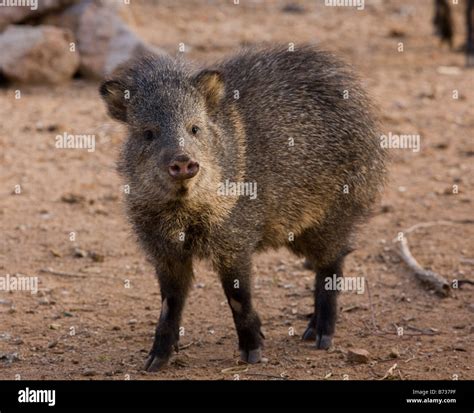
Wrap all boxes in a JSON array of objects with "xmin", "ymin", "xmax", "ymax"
[
  {"xmin": 302, "ymin": 255, "xmax": 345, "ymax": 349},
  {"xmin": 218, "ymin": 259, "xmax": 264, "ymax": 364},
  {"xmin": 144, "ymin": 258, "xmax": 193, "ymax": 372}
]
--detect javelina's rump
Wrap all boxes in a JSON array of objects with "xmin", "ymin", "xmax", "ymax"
[{"xmin": 100, "ymin": 45, "xmax": 386, "ymax": 372}]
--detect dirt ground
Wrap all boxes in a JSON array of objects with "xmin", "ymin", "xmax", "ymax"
[{"xmin": 0, "ymin": 0, "xmax": 473, "ymax": 380}]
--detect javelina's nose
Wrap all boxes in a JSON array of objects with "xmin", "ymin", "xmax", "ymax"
[{"xmin": 168, "ymin": 155, "xmax": 200, "ymax": 180}]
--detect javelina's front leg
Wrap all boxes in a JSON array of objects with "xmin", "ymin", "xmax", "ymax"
[
  {"xmin": 144, "ymin": 257, "xmax": 193, "ymax": 372},
  {"xmin": 218, "ymin": 260, "xmax": 264, "ymax": 364}
]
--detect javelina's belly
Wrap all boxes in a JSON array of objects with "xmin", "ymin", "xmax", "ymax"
[{"xmin": 258, "ymin": 194, "xmax": 329, "ymax": 249}]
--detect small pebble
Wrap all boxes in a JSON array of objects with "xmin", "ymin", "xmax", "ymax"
[
  {"xmin": 73, "ymin": 248, "xmax": 87, "ymax": 258},
  {"xmin": 347, "ymin": 348, "xmax": 370, "ymax": 364},
  {"xmin": 389, "ymin": 348, "xmax": 400, "ymax": 358},
  {"xmin": 90, "ymin": 252, "xmax": 105, "ymax": 263}
]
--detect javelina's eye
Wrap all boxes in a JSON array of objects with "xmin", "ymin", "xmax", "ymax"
[
  {"xmin": 191, "ymin": 125, "xmax": 200, "ymax": 135},
  {"xmin": 144, "ymin": 130, "xmax": 154, "ymax": 141}
]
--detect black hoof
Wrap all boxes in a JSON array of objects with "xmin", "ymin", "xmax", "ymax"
[
  {"xmin": 315, "ymin": 334, "xmax": 333, "ymax": 350},
  {"xmin": 302, "ymin": 326, "xmax": 316, "ymax": 341},
  {"xmin": 240, "ymin": 348, "xmax": 262, "ymax": 364},
  {"xmin": 144, "ymin": 352, "xmax": 171, "ymax": 372},
  {"xmin": 302, "ymin": 315, "xmax": 317, "ymax": 341}
]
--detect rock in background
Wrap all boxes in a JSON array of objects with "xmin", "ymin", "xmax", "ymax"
[
  {"xmin": 0, "ymin": 0, "xmax": 162, "ymax": 83},
  {"xmin": 0, "ymin": 25, "xmax": 79, "ymax": 84},
  {"xmin": 46, "ymin": 0, "xmax": 162, "ymax": 79}
]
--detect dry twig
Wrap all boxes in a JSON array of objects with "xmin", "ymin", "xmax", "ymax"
[
  {"xmin": 397, "ymin": 236, "xmax": 450, "ymax": 296},
  {"xmin": 393, "ymin": 220, "xmax": 474, "ymax": 296},
  {"xmin": 365, "ymin": 279, "xmax": 378, "ymax": 331},
  {"xmin": 39, "ymin": 268, "xmax": 88, "ymax": 278},
  {"xmin": 244, "ymin": 372, "xmax": 288, "ymax": 380}
]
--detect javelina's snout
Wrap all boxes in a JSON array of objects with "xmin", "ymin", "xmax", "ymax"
[{"xmin": 168, "ymin": 154, "xmax": 200, "ymax": 180}]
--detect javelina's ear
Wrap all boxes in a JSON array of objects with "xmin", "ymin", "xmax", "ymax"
[
  {"xmin": 99, "ymin": 80, "xmax": 129, "ymax": 123},
  {"xmin": 193, "ymin": 70, "xmax": 225, "ymax": 111}
]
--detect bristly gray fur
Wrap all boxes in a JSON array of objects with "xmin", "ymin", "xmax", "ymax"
[{"xmin": 100, "ymin": 44, "xmax": 387, "ymax": 370}]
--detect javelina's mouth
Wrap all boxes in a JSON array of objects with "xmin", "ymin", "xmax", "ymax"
[
  {"xmin": 168, "ymin": 178, "xmax": 196, "ymax": 198},
  {"xmin": 175, "ymin": 185, "xmax": 189, "ymax": 197}
]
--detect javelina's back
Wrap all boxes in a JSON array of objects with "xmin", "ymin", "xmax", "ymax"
[{"xmin": 213, "ymin": 46, "xmax": 385, "ymax": 253}]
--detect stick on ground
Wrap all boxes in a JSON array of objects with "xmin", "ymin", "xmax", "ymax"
[
  {"xmin": 39, "ymin": 268, "xmax": 88, "ymax": 278},
  {"xmin": 365, "ymin": 279, "xmax": 378, "ymax": 331},
  {"xmin": 397, "ymin": 236, "xmax": 450, "ymax": 297}
]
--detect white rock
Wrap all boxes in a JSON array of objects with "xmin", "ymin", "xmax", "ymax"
[
  {"xmin": 0, "ymin": 25, "xmax": 79, "ymax": 84},
  {"xmin": 47, "ymin": 0, "xmax": 162, "ymax": 79}
]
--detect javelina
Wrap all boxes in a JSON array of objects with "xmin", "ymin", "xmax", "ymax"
[{"xmin": 100, "ymin": 45, "xmax": 386, "ymax": 372}]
